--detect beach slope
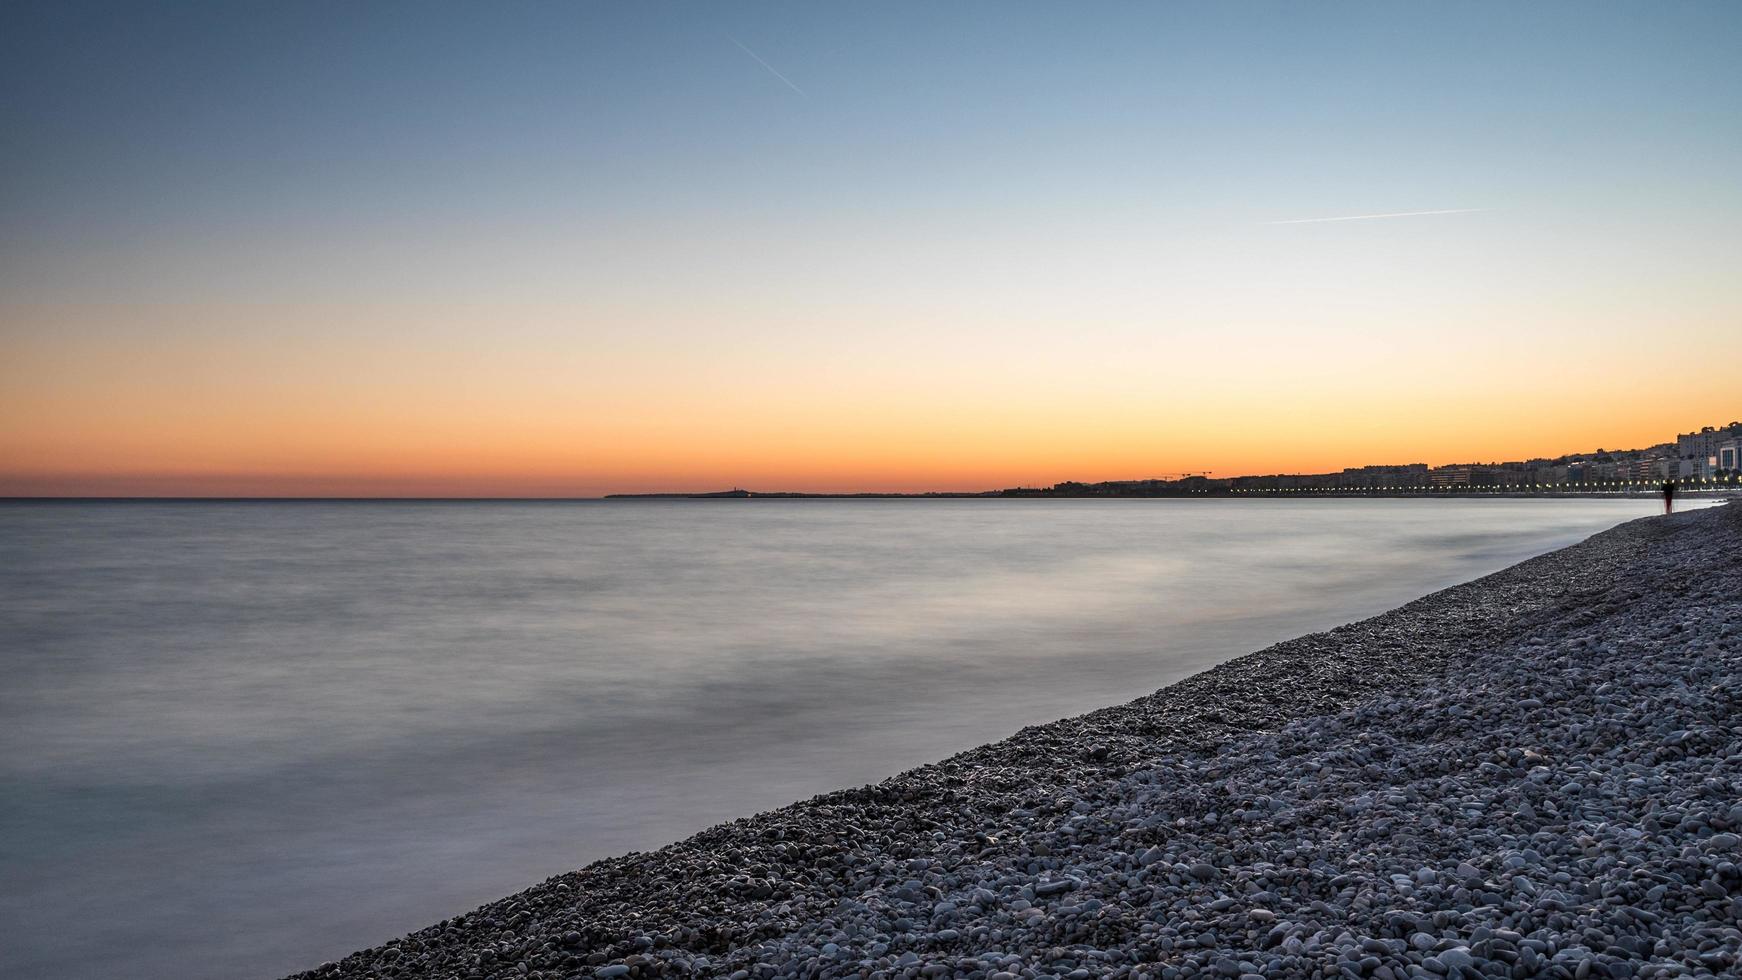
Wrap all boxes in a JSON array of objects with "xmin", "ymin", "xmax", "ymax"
[{"xmin": 291, "ymin": 503, "xmax": 1742, "ymax": 980}]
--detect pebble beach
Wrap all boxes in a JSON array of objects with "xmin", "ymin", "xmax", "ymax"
[{"xmin": 290, "ymin": 502, "xmax": 1742, "ymax": 980}]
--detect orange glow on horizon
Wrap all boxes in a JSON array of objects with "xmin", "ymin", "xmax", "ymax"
[{"xmin": 4, "ymin": 299, "xmax": 1737, "ymax": 497}]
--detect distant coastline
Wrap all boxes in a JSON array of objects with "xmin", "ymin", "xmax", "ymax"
[
  {"xmin": 610, "ymin": 418, "xmax": 1742, "ymax": 500},
  {"xmin": 6, "ymin": 421, "xmax": 1735, "ymax": 503},
  {"xmin": 603, "ymin": 488, "xmax": 1740, "ymax": 500}
]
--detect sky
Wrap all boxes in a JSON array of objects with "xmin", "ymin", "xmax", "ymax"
[{"xmin": 2, "ymin": 1, "xmax": 1739, "ymax": 496}]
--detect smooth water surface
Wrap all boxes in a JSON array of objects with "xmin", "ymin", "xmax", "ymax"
[{"xmin": 0, "ymin": 498, "xmax": 1675, "ymax": 978}]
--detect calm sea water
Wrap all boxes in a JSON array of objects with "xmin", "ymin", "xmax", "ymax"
[{"xmin": 0, "ymin": 498, "xmax": 1681, "ymax": 978}]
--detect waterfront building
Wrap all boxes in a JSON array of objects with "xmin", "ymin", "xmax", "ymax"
[
  {"xmin": 1678, "ymin": 427, "xmax": 1718, "ymax": 460},
  {"xmin": 1678, "ymin": 423, "xmax": 1742, "ymax": 462},
  {"xmin": 1623, "ymin": 458, "xmax": 1670, "ymax": 481},
  {"xmin": 1430, "ymin": 466, "xmax": 1474, "ymax": 487},
  {"xmin": 1678, "ymin": 458, "xmax": 1714, "ymax": 480}
]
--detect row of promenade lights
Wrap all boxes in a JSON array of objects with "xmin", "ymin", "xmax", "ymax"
[{"xmin": 1224, "ymin": 475, "xmax": 1741, "ymax": 495}]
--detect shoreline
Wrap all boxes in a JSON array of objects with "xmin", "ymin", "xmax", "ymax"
[{"xmin": 291, "ymin": 503, "xmax": 1741, "ymax": 980}]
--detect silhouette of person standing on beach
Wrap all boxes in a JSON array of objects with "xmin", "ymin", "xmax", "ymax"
[{"xmin": 1662, "ymin": 480, "xmax": 1676, "ymax": 515}]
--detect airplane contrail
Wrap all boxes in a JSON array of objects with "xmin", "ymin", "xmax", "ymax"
[
  {"xmin": 726, "ymin": 33, "xmax": 808, "ymax": 99},
  {"xmin": 1265, "ymin": 208, "xmax": 1489, "ymax": 225}
]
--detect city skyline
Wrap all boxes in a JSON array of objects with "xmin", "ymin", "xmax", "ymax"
[{"xmin": 4, "ymin": 2, "xmax": 1740, "ymax": 497}]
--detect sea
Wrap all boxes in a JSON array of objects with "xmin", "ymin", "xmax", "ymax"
[{"xmin": 0, "ymin": 497, "xmax": 1692, "ymax": 978}]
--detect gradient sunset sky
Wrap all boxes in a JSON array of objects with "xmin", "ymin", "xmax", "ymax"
[{"xmin": 3, "ymin": 1, "xmax": 1739, "ymax": 496}]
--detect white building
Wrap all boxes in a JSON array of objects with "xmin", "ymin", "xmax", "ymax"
[
  {"xmin": 1718, "ymin": 438, "xmax": 1740, "ymax": 473},
  {"xmin": 1678, "ymin": 424, "xmax": 1742, "ymax": 461}
]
